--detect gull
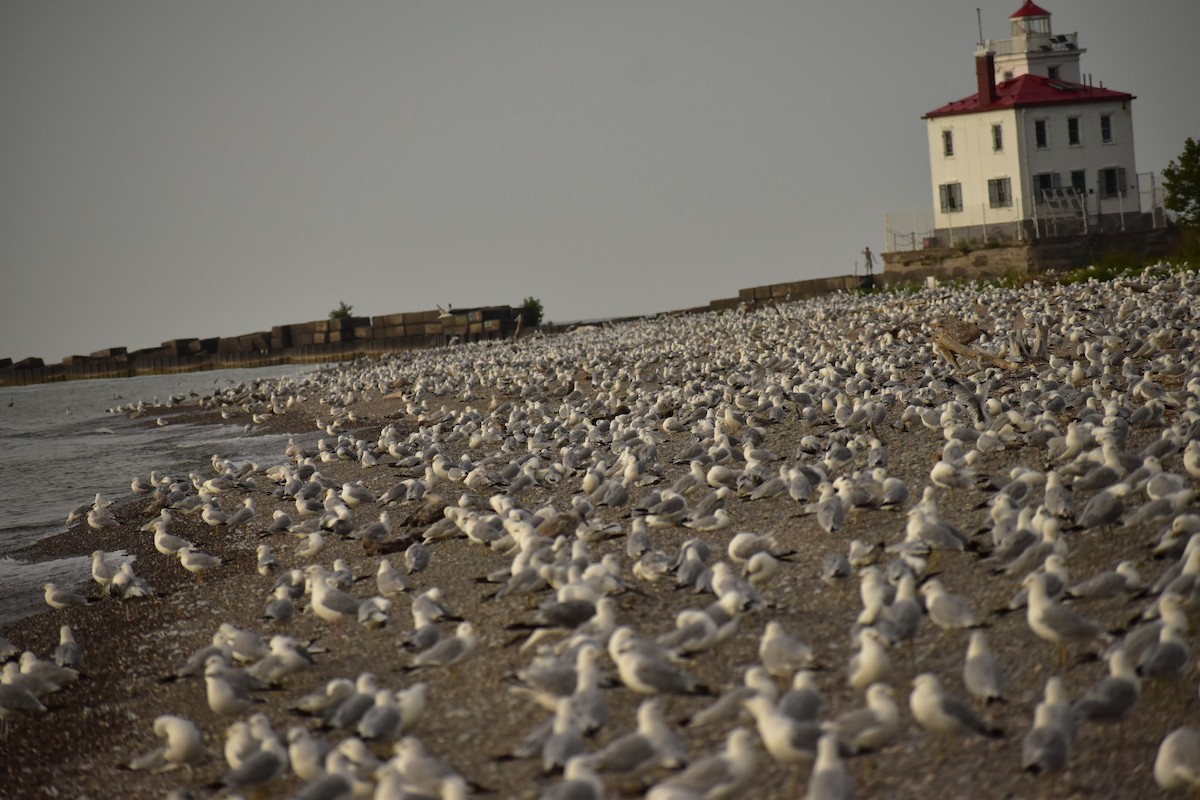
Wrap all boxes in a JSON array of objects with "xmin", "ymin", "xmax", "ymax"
[
  {"xmin": 1134, "ymin": 624, "xmax": 1188, "ymax": 681},
  {"xmin": 0, "ymin": 682, "xmax": 46, "ymax": 730},
  {"xmin": 1023, "ymin": 571, "xmax": 1106, "ymax": 665},
  {"xmin": 1154, "ymin": 726, "xmax": 1200, "ymax": 793},
  {"xmin": 920, "ymin": 579, "xmax": 984, "ymax": 630},
  {"xmin": 962, "ymin": 631, "xmax": 1005, "ymax": 705},
  {"xmin": 684, "ymin": 666, "xmax": 774, "ymax": 729},
  {"xmin": 1064, "ymin": 560, "xmax": 1147, "ymax": 601},
  {"xmin": 126, "ymin": 715, "xmax": 206, "ymax": 773},
  {"xmin": 320, "ymin": 673, "xmax": 379, "ymax": 732},
  {"xmin": 43, "ymin": 582, "xmax": 94, "ymax": 610},
  {"xmin": 909, "ymin": 673, "xmax": 1002, "ymax": 741},
  {"xmin": 386, "ymin": 736, "xmax": 468, "ymax": 798},
  {"xmin": 847, "ymin": 625, "xmax": 892, "ymax": 692},
  {"xmin": 405, "ymin": 541, "xmax": 431, "ymax": 574},
  {"xmin": 246, "ymin": 635, "xmax": 316, "ymax": 685},
  {"xmin": 804, "ymin": 733, "xmax": 858, "ymax": 800},
  {"xmin": 287, "ymin": 726, "xmax": 331, "ymax": 783},
  {"xmin": 610, "ymin": 626, "xmax": 710, "ymax": 696},
  {"xmin": 644, "ymin": 727, "xmax": 757, "ymax": 800},
  {"xmin": 226, "ymin": 497, "xmax": 256, "ymax": 528},
  {"xmin": 177, "ymin": 546, "xmax": 222, "ymax": 584},
  {"xmin": 657, "ymin": 593, "xmax": 742, "ymax": 656},
  {"xmin": 758, "ymin": 621, "xmax": 815, "ymax": 678},
  {"xmin": 205, "ymin": 657, "xmax": 264, "ymax": 717},
  {"xmin": 210, "ymin": 735, "xmax": 288, "ymax": 794},
  {"xmin": 87, "ymin": 503, "xmax": 119, "ymax": 532},
  {"xmin": 727, "ymin": 532, "xmax": 790, "ymax": 565},
  {"xmin": 1020, "ymin": 701, "xmax": 1070, "ymax": 776},
  {"xmin": 53, "ymin": 625, "xmax": 84, "ymax": 669},
  {"xmin": 296, "ymin": 531, "xmax": 325, "ymax": 560},
  {"xmin": 309, "ymin": 573, "xmax": 361, "ymax": 636},
  {"xmin": 91, "ymin": 550, "xmax": 118, "ymax": 593},
  {"xmin": 540, "ymin": 755, "xmax": 604, "ymax": 800},
  {"xmin": 152, "ymin": 523, "xmax": 194, "ymax": 556},
  {"xmin": 255, "ymin": 544, "xmax": 279, "ymax": 577},
  {"xmin": 357, "ymin": 596, "xmax": 392, "ymax": 629},
  {"xmin": 376, "ymin": 558, "xmax": 410, "ymax": 597},
  {"xmin": 1072, "ymin": 647, "xmax": 1140, "ymax": 725},
  {"xmin": 743, "ymin": 694, "xmax": 823, "ymax": 765},
  {"xmin": 18, "ymin": 651, "xmax": 78, "ymax": 690},
  {"xmin": 407, "ymin": 621, "xmax": 478, "ymax": 670},
  {"xmin": 537, "ymin": 696, "xmax": 585, "ymax": 774},
  {"xmin": 216, "ymin": 623, "xmax": 270, "ymax": 664},
  {"xmin": 1073, "ymin": 482, "xmax": 1132, "ymax": 530},
  {"xmin": 587, "ymin": 697, "xmax": 684, "ymax": 779},
  {"xmin": 823, "ymin": 682, "xmax": 901, "ymax": 754},
  {"xmin": 111, "ymin": 561, "xmax": 153, "ymax": 601},
  {"xmin": 744, "ymin": 551, "xmax": 782, "ymax": 591},
  {"xmin": 262, "ymin": 585, "xmax": 296, "ymax": 624},
  {"xmin": 778, "ymin": 669, "xmax": 824, "ymax": 723},
  {"xmin": 357, "ymin": 689, "xmax": 404, "ymax": 744}
]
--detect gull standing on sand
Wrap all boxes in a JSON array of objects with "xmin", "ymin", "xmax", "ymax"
[
  {"xmin": 1020, "ymin": 701, "xmax": 1070, "ymax": 776},
  {"xmin": 824, "ymin": 683, "xmax": 901, "ymax": 754},
  {"xmin": 758, "ymin": 621, "xmax": 814, "ymax": 677},
  {"xmin": 1154, "ymin": 727, "xmax": 1200, "ymax": 793},
  {"xmin": 54, "ymin": 625, "xmax": 84, "ymax": 669},
  {"xmin": 743, "ymin": 694, "xmax": 822, "ymax": 765},
  {"xmin": 43, "ymin": 582, "xmax": 93, "ymax": 610},
  {"xmin": 963, "ymin": 631, "xmax": 1006, "ymax": 705},
  {"xmin": 407, "ymin": 621, "xmax": 478, "ymax": 670},
  {"xmin": 909, "ymin": 673, "xmax": 1002, "ymax": 740},
  {"xmin": 847, "ymin": 627, "xmax": 891, "ymax": 691},
  {"xmin": 178, "ymin": 546, "xmax": 222, "ymax": 584},
  {"xmin": 1072, "ymin": 648, "xmax": 1140, "ymax": 725},
  {"xmin": 1023, "ymin": 571, "xmax": 1105, "ymax": 664},
  {"xmin": 126, "ymin": 715, "xmax": 206, "ymax": 773},
  {"xmin": 644, "ymin": 727, "xmax": 757, "ymax": 800},
  {"xmin": 804, "ymin": 732, "xmax": 859, "ymax": 800},
  {"xmin": 309, "ymin": 573, "xmax": 361, "ymax": 635},
  {"xmin": 610, "ymin": 627, "xmax": 709, "ymax": 696},
  {"xmin": 920, "ymin": 579, "xmax": 984, "ymax": 630},
  {"xmin": 91, "ymin": 550, "xmax": 118, "ymax": 594}
]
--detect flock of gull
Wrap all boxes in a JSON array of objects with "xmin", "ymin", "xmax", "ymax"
[{"xmin": 3, "ymin": 264, "xmax": 1200, "ymax": 799}]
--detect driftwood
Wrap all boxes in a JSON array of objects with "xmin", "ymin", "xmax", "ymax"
[{"xmin": 932, "ymin": 330, "xmax": 1020, "ymax": 371}]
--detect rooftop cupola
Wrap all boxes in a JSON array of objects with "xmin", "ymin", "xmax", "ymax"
[{"xmin": 1010, "ymin": 1, "xmax": 1052, "ymax": 37}]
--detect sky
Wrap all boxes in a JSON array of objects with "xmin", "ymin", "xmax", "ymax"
[{"xmin": 2, "ymin": 1, "xmax": 1198, "ymax": 364}]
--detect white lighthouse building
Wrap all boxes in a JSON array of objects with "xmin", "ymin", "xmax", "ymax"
[{"xmin": 921, "ymin": 1, "xmax": 1142, "ymax": 245}]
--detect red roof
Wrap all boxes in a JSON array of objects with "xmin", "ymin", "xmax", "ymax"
[
  {"xmin": 923, "ymin": 73, "xmax": 1133, "ymax": 119},
  {"xmin": 1010, "ymin": 1, "xmax": 1051, "ymax": 19}
]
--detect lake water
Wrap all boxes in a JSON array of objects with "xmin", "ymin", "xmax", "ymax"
[{"xmin": 0, "ymin": 364, "xmax": 319, "ymax": 624}]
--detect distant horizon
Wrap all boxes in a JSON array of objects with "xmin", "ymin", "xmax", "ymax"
[{"xmin": 4, "ymin": 1, "xmax": 1197, "ymax": 363}]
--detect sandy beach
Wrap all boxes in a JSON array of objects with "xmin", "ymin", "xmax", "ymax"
[{"xmin": 2, "ymin": 272, "xmax": 1199, "ymax": 800}]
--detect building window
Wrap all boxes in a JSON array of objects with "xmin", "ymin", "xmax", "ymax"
[
  {"xmin": 988, "ymin": 178, "xmax": 1012, "ymax": 208},
  {"xmin": 1070, "ymin": 170, "xmax": 1086, "ymax": 194},
  {"xmin": 939, "ymin": 182, "xmax": 963, "ymax": 213},
  {"xmin": 1003, "ymin": 70, "xmax": 1014, "ymax": 81},
  {"xmin": 1099, "ymin": 166, "xmax": 1127, "ymax": 198},
  {"xmin": 1035, "ymin": 119, "xmax": 1048, "ymax": 149},
  {"xmin": 1033, "ymin": 172, "xmax": 1060, "ymax": 204},
  {"xmin": 1100, "ymin": 114, "xmax": 1113, "ymax": 143},
  {"xmin": 992, "ymin": 124, "xmax": 1003, "ymax": 152},
  {"xmin": 1048, "ymin": 65, "xmax": 1060, "ymax": 79},
  {"xmin": 1068, "ymin": 116, "xmax": 1081, "ymax": 146},
  {"xmin": 942, "ymin": 130, "xmax": 954, "ymax": 157}
]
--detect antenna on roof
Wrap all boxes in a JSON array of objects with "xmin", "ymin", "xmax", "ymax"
[{"xmin": 976, "ymin": 8, "xmax": 984, "ymax": 48}]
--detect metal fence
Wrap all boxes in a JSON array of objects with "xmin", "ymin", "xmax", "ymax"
[{"xmin": 884, "ymin": 172, "xmax": 1167, "ymax": 252}]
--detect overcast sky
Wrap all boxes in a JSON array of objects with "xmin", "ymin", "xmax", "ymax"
[{"xmin": 3, "ymin": 1, "xmax": 1197, "ymax": 363}]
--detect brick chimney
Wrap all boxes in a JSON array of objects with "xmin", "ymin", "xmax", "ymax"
[{"xmin": 976, "ymin": 50, "xmax": 997, "ymax": 107}]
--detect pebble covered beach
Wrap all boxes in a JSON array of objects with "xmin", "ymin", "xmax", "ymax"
[{"xmin": 3, "ymin": 267, "xmax": 1200, "ymax": 799}]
